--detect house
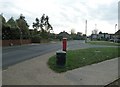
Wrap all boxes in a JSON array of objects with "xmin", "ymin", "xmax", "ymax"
[
  {"xmin": 58, "ymin": 31, "xmax": 71, "ymax": 40},
  {"xmin": 109, "ymin": 34, "xmax": 115, "ymax": 39},
  {"xmin": 98, "ymin": 33, "xmax": 104, "ymax": 39},
  {"xmin": 91, "ymin": 32, "xmax": 112, "ymax": 41},
  {"xmin": 77, "ymin": 32, "xmax": 82, "ymax": 36},
  {"xmin": 114, "ymin": 29, "xmax": 120, "ymax": 42},
  {"xmin": 115, "ymin": 29, "xmax": 120, "ymax": 38},
  {"xmin": 104, "ymin": 33, "xmax": 110, "ymax": 39},
  {"xmin": 98, "ymin": 32, "xmax": 110, "ymax": 40},
  {"xmin": 90, "ymin": 30, "xmax": 120, "ymax": 42},
  {"xmin": 91, "ymin": 34, "xmax": 98, "ymax": 40}
]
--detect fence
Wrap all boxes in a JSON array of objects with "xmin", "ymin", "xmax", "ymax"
[{"xmin": 2, "ymin": 39, "xmax": 31, "ymax": 46}]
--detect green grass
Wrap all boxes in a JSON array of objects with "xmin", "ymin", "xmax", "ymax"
[
  {"xmin": 87, "ymin": 41, "xmax": 120, "ymax": 46},
  {"xmin": 47, "ymin": 47, "xmax": 120, "ymax": 73}
]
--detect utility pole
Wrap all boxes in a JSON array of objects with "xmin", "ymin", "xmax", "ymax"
[
  {"xmin": 18, "ymin": 27, "xmax": 22, "ymax": 45},
  {"xmin": 85, "ymin": 20, "xmax": 87, "ymax": 43},
  {"xmin": 114, "ymin": 24, "xmax": 117, "ymax": 42}
]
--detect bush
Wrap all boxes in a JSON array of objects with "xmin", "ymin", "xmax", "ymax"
[{"xmin": 31, "ymin": 35, "xmax": 41, "ymax": 43}]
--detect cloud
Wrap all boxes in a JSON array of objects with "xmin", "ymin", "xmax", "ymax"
[
  {"xmin": 88, "ymin": 2, "xmax": 117, "ymax": 23},
  {"xmin": 0, "ymin": 0, "xmax": 118, "ymax": 35}
]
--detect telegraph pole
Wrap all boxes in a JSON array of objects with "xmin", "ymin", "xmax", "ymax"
[{"xmin": 85, "ymin": 20, "xmax": 87, "ymax": 43}]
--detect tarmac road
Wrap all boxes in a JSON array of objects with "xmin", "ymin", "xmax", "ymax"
[{"xmin": 2, "ymin": 40, "xmax": 117, "ymax": 69}]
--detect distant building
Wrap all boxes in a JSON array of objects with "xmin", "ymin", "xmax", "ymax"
[
  {"xmin": 109, "ymin": 34, "xmax": 115, "ymax": 39},
  {"xmin": 77, "ymin": 32, "xmax": 82, "ymax": 36},
  {"xmin": 114, "ymin": 29, "xmax": 120, "ymax": 42},
  {"xmin": 91, "ymin": 32, "xmax": 112, "ymax": 41},
  {"xmin": 98, "ymin": 33, "xmax": 110, "ymax": 40},
  {"xmin": 90, "ymin": 30, "xmax": 120, "ymax": 42},
  {"xmin": 58, "ymin": 31, "xmax": 71, "ymax": 40},
  {"xmin": 115, "ymin": 29, "xmax": 120, "ymax": 38},
  {"xmin": 91, "ymin": 34, "xmax": 98, "ymax": 40},
  {"xmin": 104, "ymin": 33, "xmax": 110, "ymax": 39},
  {"xmin": 98, "ymin": 33, "xmax": 104, "ymax": 39}
]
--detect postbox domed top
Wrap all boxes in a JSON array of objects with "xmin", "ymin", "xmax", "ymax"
[{"xmin": 63, "ymin": 38, "xmax": 67, "ymax": 39}]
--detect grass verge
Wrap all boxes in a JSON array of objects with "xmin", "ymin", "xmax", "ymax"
[
  {"xmin": 87, "ymin": 41, "xmax": 120, "ymax": 46},
  {"xmin": 47, "ymin": 47, "xmax": 120, "ymax": 73}
]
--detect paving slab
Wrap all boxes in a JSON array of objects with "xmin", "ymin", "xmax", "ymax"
[
  {"xmin": 2, "ymin": 51, "xmax": 119, "ymax": 85},
  {"xmin": 2, "ymin": 52, "xmax": 73, "ymax": 85},
  {"xmin": 64, "ymin": 58, "xmax": 118, "ymax": 85}
]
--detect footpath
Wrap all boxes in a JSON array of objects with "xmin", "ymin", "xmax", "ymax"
[{"xmin": 2, "ymin": 51, "xmax": 119, "ymax": 85}]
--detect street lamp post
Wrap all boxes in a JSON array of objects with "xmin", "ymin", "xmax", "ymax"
[
  {"xmin": 20, "ymin": 31, "xmax": 22, "ymax": 45},
  {"xmin": 19, "ymin": 28, "xmax": 22, "ymax": 45},
  {"xmin": 85, "ymin": 20, "xmax": 87, "ymax": 43}
]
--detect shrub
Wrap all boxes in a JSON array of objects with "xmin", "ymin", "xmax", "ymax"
[{"xmin": 31, "ymin": 35, "xmax": 41, "ymax": 43}]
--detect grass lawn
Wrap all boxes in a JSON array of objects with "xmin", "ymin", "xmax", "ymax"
[
  {"xmin": 47, "ymin": 47, "xmax": 120, "ymax": 73},
  {"xmin": 87, "ymin": 41, "xmax": 120, "ymax": 46}
]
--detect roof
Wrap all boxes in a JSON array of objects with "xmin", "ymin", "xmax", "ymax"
[
  {"xmin": 115, "ymin": 29, "xmax": 120, "ymax": 35},
  {"xmin": 58, "ymin": 31, "xmax": 70, "ymax": 38},
  {"xmin": 58, "ymin": 31, "xmax": 69, "ymax": 36}
]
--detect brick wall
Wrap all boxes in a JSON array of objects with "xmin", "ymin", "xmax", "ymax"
[{"xmin": 2, "ymin": 39, "xmax": 31, "ymax": 46}]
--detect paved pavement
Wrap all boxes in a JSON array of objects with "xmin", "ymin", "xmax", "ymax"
[
  {"xmin": 65, "ymin": 58, "xmax": 118, "ymax": 85},
  {"xmin": 2, "ymin": 51, "xmax": 119, "ymax": 85}
]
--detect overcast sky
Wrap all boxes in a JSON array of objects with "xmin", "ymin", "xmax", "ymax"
[{"xmin": 0, "ymin": 0, "xmax": 119, "ymax": 35}]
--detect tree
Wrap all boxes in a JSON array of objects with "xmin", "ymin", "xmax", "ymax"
[
  {"xmin": 92, "ymin": 29, "xmax": 98, "ymax": 34},
  {"xmin": 33, "ymin": 14, "xmax": 53, "ymax": 39},
  {"xmin": 1, "ymin": 14, "xmax": 10, "ymax": 40},
  {"xmin": 16, "ymin": 14, "xmax": 30, "ymax": 39},
  {"xmin": 7, "ymin": 17, "xmax": 20, "ymax": 39},
  {"xmin": 1, "ymin": 14, "xmax": 6, "ymax": 24},
  {"xmin": 99, "ymin": 31, "xmax": 102, "ymax": 34},
  {"xmin": 7, "ymin": 17, "xmax": 18, "ymax": 28},
  {"xmin": 33, "ymin": 18, "xmax": 40, "ymax": 30}
]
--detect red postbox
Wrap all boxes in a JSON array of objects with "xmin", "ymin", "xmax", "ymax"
[{"xmin": 62, "ymin": 38, "xmax": 67, "ymax": 51}]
